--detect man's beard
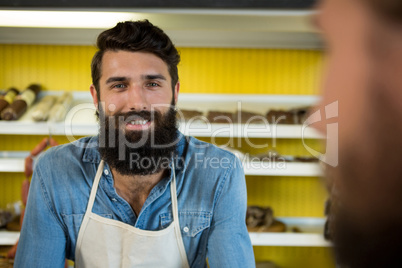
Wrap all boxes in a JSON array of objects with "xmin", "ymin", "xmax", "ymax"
[
  {"xmin": 98, "ymin": 105, "xmax": 179, "ymax": 176},
  {"xmin": 327, "ymin": 82, "xmax": 402, "ymax": 267}
]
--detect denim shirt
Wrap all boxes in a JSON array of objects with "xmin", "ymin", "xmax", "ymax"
[{"xmin": 14, "ymin": 132, "xmax": 255, "ymax": 268}]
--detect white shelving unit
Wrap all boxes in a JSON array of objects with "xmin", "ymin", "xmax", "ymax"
[
  {"xmin": 250, "ymin": 232, "xmax": 329, "ymax": 247},
  {"xmin": 0, "ymin": 121, "xmax": 321, "ymax": 138},
  {"xmin": 243, "ymin": 162, "xmax": 322, "ymax": 177},
  {"xmin": 0, "ymin": 151, "xmax": 322, "ymax": 176},
  {"xmin": 0, "ymin": 230, "xmax": 20, "ymax": 246},
  {"xmin": 0, "ymin": 151, "xmax": 29, "ymax": 172},
  {"xmin": 249, "ymin": 217, "xmax": 331, "ymax": 247}
]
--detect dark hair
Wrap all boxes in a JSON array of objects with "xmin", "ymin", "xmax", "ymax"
[
  {"xmin": 367, "ymin": 0, "xmax": 402, "ymax": 22},
  {"xmin": 91, "ymin": 20, "xmax": 180, "ymax": 98}
]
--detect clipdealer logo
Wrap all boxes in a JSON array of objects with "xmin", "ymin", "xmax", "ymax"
[
  {"xmin": 302, "ymin": 101, "xmax": 339, "ymax": 167},
  {"xmin": 64, "ymin": 102, "xmax": 98, "ymax": 148},
  {"xmin": 62, "ymin": 100, "xmax": 338, "ymax": 168}
]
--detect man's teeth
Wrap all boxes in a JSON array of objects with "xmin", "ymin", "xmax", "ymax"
[{"xmin": 129, "ymin": 120, "xmax": 149, "ymax": 125}]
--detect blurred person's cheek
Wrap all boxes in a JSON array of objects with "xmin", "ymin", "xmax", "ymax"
[
  {"xmin": 317, "ymin": 3, "xmax": 375, "ymax": 168},
  {"xmin": 313, "ymin": 0, "xmax": 378, "ymax": 222}
]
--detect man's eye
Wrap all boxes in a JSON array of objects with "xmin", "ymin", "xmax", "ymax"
[
  {"xmin": 113, "ymin": 84, "xmax": 126, "ymax": 89},
  {"xmin": 147, "ymin": 82, "xmax": 159, "ymax": 87}
]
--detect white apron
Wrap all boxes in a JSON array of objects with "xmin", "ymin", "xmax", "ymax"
[{"xmin": 75, "ymin": 160, "xmax": 190, "ymax": 268}]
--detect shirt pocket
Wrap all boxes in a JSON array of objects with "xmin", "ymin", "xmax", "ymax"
[{"xmin": 160, "ymin": 211, "xmax": 212, "ymax": 237}]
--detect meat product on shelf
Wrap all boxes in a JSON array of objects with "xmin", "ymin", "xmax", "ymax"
[
  {"xmin": 48, "ymin": 91, "xmax": 73, "ymax": 122},
  {"xmin": 233, "ymin": 110, "xmax": 265, "ymax": 124},
  {"xmin": 176, "ymin": 109, "xmax": 204, "ymax": 122},
  {"xmin": 207, "ymin": 110, "xmax": 234, "ymax": 124},
  {"xmin": 0, "ymin": 87, "xmax": 19, "ymax": 117},
  {"xmin": 246, "ymin": 206, "xmax": 286, "ymax": 232},
  {"xmin": 266, "ymin": 110, "xmax": 295, "ymax": 124},
  {"xmin": 31, "ymin": 95, "xmax": 57, "ymax": 121},
  {"xmin": 1, "ymin": 84, "xmax": 41, "ymax": 120},
  {"xmin": 289, "ymin": 106, "xmax": 311, "ymax": 124}
]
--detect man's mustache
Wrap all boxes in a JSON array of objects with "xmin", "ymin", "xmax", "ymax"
[{"xmin": 102, "ymin": 110, "xmax": 163, "ymax": 125}]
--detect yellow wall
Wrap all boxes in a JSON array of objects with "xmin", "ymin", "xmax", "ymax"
[
  {"xmin": 0, "ymin": 45, "xmax": 323, "ymax": 94},
  {"xmin": 0, "ymin": 44, "xmax": 333, "ymax": 268}
]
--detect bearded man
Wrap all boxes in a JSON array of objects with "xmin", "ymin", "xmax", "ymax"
[{"xmin": 15, "ymin": 20, "xmax": 255, "ymax": 268}]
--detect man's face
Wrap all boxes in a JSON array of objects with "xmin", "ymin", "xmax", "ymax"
[
  {"xmin": 315, "ymin": 0, "xmax": 402, "ymax": 266},
  {"xmin": 91, "ymin": 50, "xmax": 179, "ymax": 129},
  {"xmin": 91, "ymin": 50, "xmax": 180, "ymax": 175}
]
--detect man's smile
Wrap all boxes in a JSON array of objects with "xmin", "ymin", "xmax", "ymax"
[{"xmin": 125, "ymin": 119, "xmax": 152, "ymax": 130}]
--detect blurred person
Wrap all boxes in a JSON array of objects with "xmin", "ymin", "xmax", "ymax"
[
  {"xmin": 14, "ymin": 20, "xmax": 254, "ymax": 267},
  {"xmin": 313, "ymin": 0, "xmax": 402, "ymax": 267}
]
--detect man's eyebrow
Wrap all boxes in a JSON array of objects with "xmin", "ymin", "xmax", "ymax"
[
  {"xmin": 142, "ymin": 74, "xmax": 167, "ymax": 81},
  {"xmin": 105, "ymin": 77, "xmax": 128, "ymax": 84}
]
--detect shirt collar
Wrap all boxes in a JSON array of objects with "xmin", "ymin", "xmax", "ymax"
[{"xmin": 80, "ymin": 135, "xmax": 101, "ymax": 164}]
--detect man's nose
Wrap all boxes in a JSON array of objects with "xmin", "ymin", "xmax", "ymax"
[{"xmin": 128, "ymin": 87, "xmax": 148, "ymax": 111}]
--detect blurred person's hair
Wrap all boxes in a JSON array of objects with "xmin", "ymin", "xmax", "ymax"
[
  {"xmin": 368, "ymin": 0, "xmax": 402, "ymax": 22},
  {"xmin": 91, "ymin": 20, "xmax": 180, "ymax": 99}
]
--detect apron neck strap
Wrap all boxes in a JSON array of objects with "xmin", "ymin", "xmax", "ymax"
[
  {"xmin": 85, "ymin": 160, "xmax": 105, "ymax": 213},
  {"xmin": 170, "ymin": 161, "xmax": 179, "ymax": 222}
]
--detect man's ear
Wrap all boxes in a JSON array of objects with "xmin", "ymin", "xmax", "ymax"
[
  {"xmin": 90, "ymin": 84, "xmax": 99, "ymax": 110},
  {"xmin": 174, "ymin": 82, "xmax": 180, "ymax": 105}
]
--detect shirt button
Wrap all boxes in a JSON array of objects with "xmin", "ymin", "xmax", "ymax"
[
  {"xmin": 183, "ymin": 226, "xmax": 189, "ymax": 233},
  {"xmin": 111, "ymin": 198, "xmax": 117, "ymax": 202},
  {"xmin": 104, "ymin": 169, "xmax": 109, "ymax": 175}
]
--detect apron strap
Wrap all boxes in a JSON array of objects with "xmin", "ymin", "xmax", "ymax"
[
  {"xmin": 170, "ymin": 161, "xmax": 179, "ymax": 222},
  {"xmin": 85, "ymin": 160, "xmax": 105, "ymax": 214},
  {"xmin": 169, "ymin": 162, "xmax": 189, "ymax": 267}
]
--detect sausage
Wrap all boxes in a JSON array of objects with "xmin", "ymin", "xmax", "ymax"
[
  {"xmin": 24, "ymin": 137, "xmax": 59, "ymax": 178},
  {"xmin": 48, "ymin": 92, "xmax": 73, "ymax": 122},
  {"xmin": 24, "ymin": 156, "xmax": 33, "ymax": 180},
  {"xmin": 0, "ymin": 87, "xmax": 19, "ymax": 116},
  {"xmin": 1, "ymin": 84, "xmax": 41, "ymax": 120},
  {"xmin": 31, "ymin": 95, "xmax": 57, "ymax": 121}
]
